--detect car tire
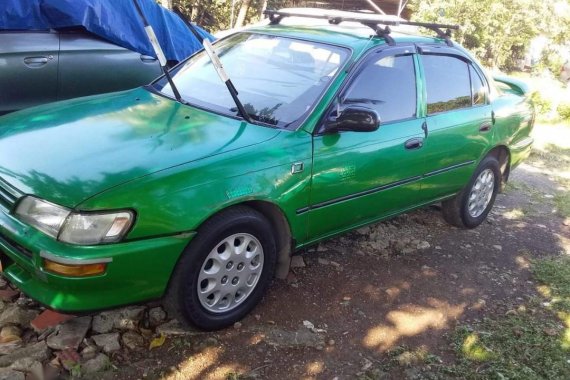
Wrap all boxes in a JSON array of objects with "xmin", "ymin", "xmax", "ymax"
[
  {"xmin": 441, "ymin": 155, "xmax": 501, "ymax": 229},
  {"xmin": 164, "ymin": 206, "xmax": 276, "ymax": 331}
]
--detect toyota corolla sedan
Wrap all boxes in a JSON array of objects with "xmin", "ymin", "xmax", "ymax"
[{"xmin": 0, "ymin": 10, "xmax": 534, "ymax": 330}]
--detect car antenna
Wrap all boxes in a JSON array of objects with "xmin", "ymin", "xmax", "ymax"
[
  {"xmin": 132, "ymin": 0, "xmax": 184, "ymax": 104},
  {"xmin": 172, "ymin": 7, "xmax": 253, "ymax": 124}
]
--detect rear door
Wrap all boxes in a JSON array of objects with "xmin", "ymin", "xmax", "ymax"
[
  {"xmin": 57, "ymin": 30, "xmax": 161, "ymax": 101},
  {"xmin": 417, "ymin": 46, "xmax": 494, "ymax": 201},
  {"xmin": 0, "ymin": 31, "xmax": 59, "ymax": 113}
]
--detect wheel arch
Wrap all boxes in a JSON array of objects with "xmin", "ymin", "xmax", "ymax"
[
  {"xmin": 174, "ymin": 199, "xmax": 294, "ymax": 282},
  {"xmin": 485, "ymin": 145, "xmax": 511, "ymax": 190},
  {"xmin": 240, "ymin": 200, "xmax": 294, "ymax": 280}
]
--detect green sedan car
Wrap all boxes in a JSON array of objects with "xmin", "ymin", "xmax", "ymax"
[{"xmin": 0, "ymin": 11, "xmax": 533, "ymax": 330}]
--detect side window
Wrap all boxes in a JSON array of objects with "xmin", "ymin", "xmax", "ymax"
[
  {"xmin": 470, "ymin": 66, "xmax": 487, "ymax": 106},
  {"xmin": 422, "ymin": 55, "xmax": 471, "ymax": 114},
  {"xmin": 342, "ymin": 54, "xmax": 416, "ymax": 124}
]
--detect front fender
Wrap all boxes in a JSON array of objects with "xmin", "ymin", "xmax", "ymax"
[{"xmin": 76, "ymin": 130, "xmax": 313, "ymax": 245}]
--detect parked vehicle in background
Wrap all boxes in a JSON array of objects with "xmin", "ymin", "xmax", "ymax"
[
  {"xmin": 0, "ymin": 0, "xmax": 214, "ymax": 114},
  {"xmin": 0, "ymin": 28, "xmax": 162, "ymax": 114},
  {"xmin": 0, "ymin": 9, "xmax": 534, "ymax": 331}
]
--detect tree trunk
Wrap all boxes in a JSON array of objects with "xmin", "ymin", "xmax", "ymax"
[
  {"xmin": 234, "ymin": 0, "xmax": 252, "ymax": 28},
  {"xmin": 258, "ymin": 0, "xmax": 268, "ymax": 19},
  {"xmin": 160, "ymin": 0, "xmax": 173, "ymax": 10}
]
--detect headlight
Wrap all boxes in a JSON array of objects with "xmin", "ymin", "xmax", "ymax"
[
  {"xmin": 15, "ymin": 196, "xmax": 134, "ymax": 245},
  {"xmin": 59, "ymin": 211, "xmax": 133, "ymax": 245},
  {"xmin": 15, "ymin": 197, "xmax": 70, "ymax": 238}
]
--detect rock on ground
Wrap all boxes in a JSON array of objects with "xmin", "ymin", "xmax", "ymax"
[
  {"xmin": 92, "ymin": 333, "xmax": 121, "ymax": 354},
  {"xmin": 46, "ymin": 316, "xmax": 91, "ymax": 350},
  {"xmin": 0, "ymin": 341, "xmax": 50, "ymax": 367},
  {"xmin": 82, "ymin": 353, "xmax": 110, "ymax": 375},
  {"xmin": 0, "ymin": 368, "xmax": 25, "ymax": 380},
  {"xmin": 121, "ymin": 331, "xmax": 145, "ymax": 350},
  {"xmin": 10, "ymin": 357, "xmax": 43, "ymax": 379},
  {"xmin": 147, "ymin": 307, "xmax": 167, "ymax": 327},
  {"xmin": 156, "ymin": 320, "xmax": 202, "ymax": 336},
  {"xmin": 92, "ymin": 306, "xmax": 145, "ymax": 333},
  {"xmin": 0, "ymin": 325, "xmax": 22, "ymax": 354},
  {"xmin": 0, "ymin": 305, "xmax": 38, "ymax": 328},
  {"xmin": 290, "ymin": 256, "xmax": 306, "ymax": 268}
]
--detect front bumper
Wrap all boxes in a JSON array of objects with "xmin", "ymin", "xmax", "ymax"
[{"xmin": 0, "ymin": 205, "xmax": 193, "ymax": 312}]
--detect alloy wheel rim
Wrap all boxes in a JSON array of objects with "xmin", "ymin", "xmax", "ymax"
[
  {"xmin": 197, "ymin": 233, "xmax": 264, "ymax": 313},
  {"xmin": 467, "ymin": 168, "xmax": 495, "ymax": 218}
]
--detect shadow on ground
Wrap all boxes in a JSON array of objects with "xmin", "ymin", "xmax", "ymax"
[{"xmin": 100, "ymin": 147, "xmax": 569, "ymax": 380}]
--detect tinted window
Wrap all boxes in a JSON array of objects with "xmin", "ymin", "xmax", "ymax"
[
  {"xmin": 470, "ymin": 66, "xmax": 486, "ymax": 105},
  {"xmin": 423, "ymin": 55, "xmax": 471, "ymax": 114},
  {"xmin": 343, "ymin": 55, "xmax": 416, "ymax": 123}
]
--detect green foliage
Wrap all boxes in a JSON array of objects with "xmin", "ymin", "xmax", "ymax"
[
  {"xmin": 530, "ymin": 91, "xmax": 552, "ymax": 115},
  {"xmin": 557, "ymin": 102, "xmax": 570, "ymax": 121},
  {"xmin": 169, "ymin": 0, "xmax": 290, "ymax": 32},
  {"xmin": 535, "ymin": 48, "xmax": 566, "ymax": 77},
  {"xmin": 408, "ymin": 0, "xmax": 569, "ymax": 71}
]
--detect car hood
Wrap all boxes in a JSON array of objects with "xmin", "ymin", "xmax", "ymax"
[{"xmin": 0, "ymin": 88, "xmax": 280, "ymax": 207}]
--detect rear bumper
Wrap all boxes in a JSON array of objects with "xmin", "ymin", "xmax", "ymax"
[{"xmin": 0, "ymin": 206, "xmax": 192, "ymax": 312}]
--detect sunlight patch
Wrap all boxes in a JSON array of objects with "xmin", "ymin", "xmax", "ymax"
[{"xmin": 462, "ymin": 333, "xmax": 493, "ymax": 361}]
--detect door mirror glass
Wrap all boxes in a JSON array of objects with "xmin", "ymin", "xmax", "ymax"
[{"xmin": 325, "ymin": 106, "xmax": 380, "ymax": 133}]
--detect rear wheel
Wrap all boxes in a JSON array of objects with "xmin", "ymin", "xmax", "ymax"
[
  {"xmin": 442, "ymin": 156, "xmax": 500, "ymax": 229},
  {"xmin": 164, "ymin": 206, "xmax": 276, "ymax": 330}
]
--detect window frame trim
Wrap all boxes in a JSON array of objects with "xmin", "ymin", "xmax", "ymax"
[{"xmin": 314, "ymin": 43, "xmax": 420, "ymax": 136}]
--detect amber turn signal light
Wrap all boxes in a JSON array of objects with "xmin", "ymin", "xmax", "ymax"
[{"xmin": 43, "ymin": 259, "xmax": 107, "ymax": 277}]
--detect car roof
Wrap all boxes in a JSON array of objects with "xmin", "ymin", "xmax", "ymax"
[{"xmin": 244, "ymin": 9, "xmax": 450, "ymax": 55}]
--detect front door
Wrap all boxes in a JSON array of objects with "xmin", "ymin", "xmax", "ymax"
[{"xmin": 306, "ymin": 46, "xmax": 426, "ymax": 241}]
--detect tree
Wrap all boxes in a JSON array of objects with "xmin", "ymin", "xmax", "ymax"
[
  {"xmin": 160, "ymin": 0, "xmax": 173, "ymax": 10},
  {"xmin": 408, "ymin": 0, "xmax": 570, "ymax": 70},
  {"xmin": 234, "ymin": 0, "xmax": 252, "ymax": 28}
]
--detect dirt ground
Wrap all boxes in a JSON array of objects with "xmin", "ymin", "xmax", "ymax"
[{"xmin": 92, "ymin": 122, "xmax": 569, "ymax": 380}]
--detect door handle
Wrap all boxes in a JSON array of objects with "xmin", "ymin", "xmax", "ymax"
[
  {"xmin": 404, "ymin": 138, "xmax": 424, "ymax": 150},
  {"xmin": 140, "ymin": 55, "xmax": 157, "ymax": 62},
  {"xmin": 479, "ymin": 122, "xmax": 493, "ymax": 132},
  {"xmin": 24, "ymin": 56, "xmax": 49, "ymax": 67}
]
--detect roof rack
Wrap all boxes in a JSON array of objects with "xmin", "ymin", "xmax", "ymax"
[{"xmin": 263, "ymin": 9, "xmax": 460, "ymax": 47}]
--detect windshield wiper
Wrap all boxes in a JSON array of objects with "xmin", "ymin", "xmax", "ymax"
[
  {"xmin": 133, "ymin": 0, "xmax": 185, "ymax": 104},
  {"xmin": 173, "ymin": 7, "xmax": 253, "ymax": 124}
]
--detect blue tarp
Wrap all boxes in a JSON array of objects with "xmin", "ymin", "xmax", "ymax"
[{"xmin": 0, "ymin": 0, "xmax": 214, "ymax": 62}]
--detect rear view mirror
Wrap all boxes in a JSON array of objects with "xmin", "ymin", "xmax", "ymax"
[{"xmin": 325, "ymin": 106, "xmax": 380, "ymax": 133}]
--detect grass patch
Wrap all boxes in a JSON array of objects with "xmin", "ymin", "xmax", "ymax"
[
  {"xmin": 448, "ymin": 313, "xmax": 569, "ymax": 379},
  {"xmin": 554, "ymin": 192, "xmax": 570, "ymax": 218},
  {"xmin": 418, "ymin": 257, "xmax": 570, "ymax": 379},
  {"xmin": 534, "ymin": 257, "xmax": 570, "ymax": 312}
]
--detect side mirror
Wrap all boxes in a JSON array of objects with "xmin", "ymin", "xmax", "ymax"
[{"xmin": 325, "ymin": 106, "xmax": 380, "ymax": 133}]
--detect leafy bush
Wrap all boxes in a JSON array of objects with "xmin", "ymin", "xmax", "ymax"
[
  {"xmin": 557, "ymin": 102, "xmax": 570, "ymax": 121},
  {"xmin": 530, "ymin": 91, "xmax": 552, "ymax": 115}
]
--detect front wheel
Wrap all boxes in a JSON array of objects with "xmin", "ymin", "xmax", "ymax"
[
  {"xmin": 442, "ymin": 156, "xmax": 500, "ymax": 229},
  {"xmin": 164, "ymin": 206, "xmax": 276, "ymax": 330}
]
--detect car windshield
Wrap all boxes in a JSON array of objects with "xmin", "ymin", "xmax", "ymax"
[{"xmin": 152, "ymin": 32, "xmax": 349, "ymax": 129}]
